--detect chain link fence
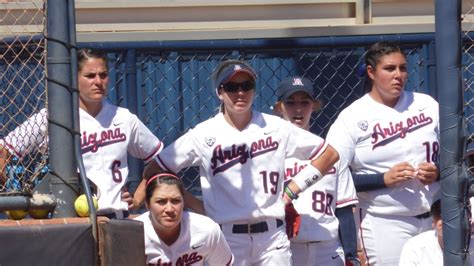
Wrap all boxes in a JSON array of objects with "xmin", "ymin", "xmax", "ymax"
[
  {"xmin": 0, "ymin": 2, "xmax": 440, "ymax": 201},
  {"xmin": 99, "ymin": 43, "xmax": 431, "ymax": 195},
  {"xmin": 463, "ymin": 1, "xmax": 474, "ymax": 176},
  {"xmin": 0, "ymin": 1, "xmax": 46, "ymax": 195}
]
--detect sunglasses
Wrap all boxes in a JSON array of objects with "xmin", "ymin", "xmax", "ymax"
[{"xmin": 220, "ymin": 80, "xmax": 256, "ymax": 93}]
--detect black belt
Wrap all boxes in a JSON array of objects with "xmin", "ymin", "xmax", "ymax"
[
  {"xmin": 414, "ymin": 212, "xmax": 430, "ymax": 219},
  {"xmin": 232, "ymin": 219, "xmax": 284, "ymax": 234},
  {"xmin": 100, "ymin": 210, "xmax": 129, "ymax": 219}
]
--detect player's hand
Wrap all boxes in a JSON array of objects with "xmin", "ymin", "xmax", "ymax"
[
  {"xmin": 121, "ymin": 189, "xmax": 136, "ymax": 210},
  {"xmin": 345, "ymin": 257, "xmax": 361, "ymax": 266},
  {"xmin": 415, "ymin": 162, "xmax": 438, "ymax": 185},
  {"xmin": 282, "ymin": 191, "xmax": 292, "ymax": 205},
  {"xmin": 0, "ymin": 167, "xmax": 7, "ymax": 186},
  {"xmin": 0, "ymin": 147, "xmax": 11, "ymax": 185},
  {"xmin": 384, "ymin": 162, "xmax": 416, "ymax": 187},
  {"xmin": 284, "ymin": 203, "xmax": 301, "ymax": 239}
]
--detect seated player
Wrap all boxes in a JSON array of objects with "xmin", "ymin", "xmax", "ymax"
[{"xmin": 134, "ymin": 172, "xmax": 233, "ymax": 265}]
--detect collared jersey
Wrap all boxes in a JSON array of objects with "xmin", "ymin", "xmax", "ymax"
[
  {"xmin": 284, "ymin": 158, "xmax": 358, "ymax": 242},
  {"xmin": 135, "ymin": 211, "xmax": 233, "ymax": 266},
  {"xmin": 155, "ymin": 111, "xmax": 327, "ymax": 224},
  {"xmin": 327, "ymin": 92, "xmax": 439, "ymax": 216}
]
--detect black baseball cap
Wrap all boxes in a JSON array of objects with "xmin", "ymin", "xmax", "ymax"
[
  {"xmin": 276, "ymin": 76, "xmax": 315, "ymax": 101},
  {"xmin": 214, "ymin": 61, "xmax": 257, "ymax": 88}
]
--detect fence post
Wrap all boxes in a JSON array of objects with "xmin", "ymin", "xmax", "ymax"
[
  {"xmin": 46, "ymin": 0, "xmax": 79, "ymax": 217},
  {"xmin": 125, "ymin": 49, "xmax": 142, "ymax": 194},
  {"xmin": 435, "ymin": 0, "xmax": 470, "ymax": 264}
]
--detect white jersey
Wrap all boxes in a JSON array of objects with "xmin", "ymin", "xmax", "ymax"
[
  {"xmin": 1, "ymin": 108, "xmax": 48, "ymax": 157},
  {"xmin": 79, "ymin": 101, "xmax": 162, "ymax": 213},
  {"xmin": 285, "ymin": 158, "xmax": 357, "ymax": 242},
  {"xmin": 155, "ymin": 111, "xmax": 327, "ymax": 224},
  {"xmin": 1, "ymin": 102, "xmax": 163, "ymax": 213},
  {"xmin": 327, "ymin": 91, "xmax": 439, "ymax": 216},
  {"xmin": 135, "ymin": 211, "xmax": 234, "ymax": 266},
  {"xmin": 399, "ymin": 230, "xmax": 443, "ymax": 266}
]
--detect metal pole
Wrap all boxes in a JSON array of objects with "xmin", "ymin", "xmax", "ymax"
[
  {"xmin": 435, "ymin": 0, "xmax": 470, "ymax": 264},
  {"xmin": 46, "ymin": 0, "xmax": 79, "ymax": 217},
  {"xmin": 67, "ymin": 0, "xmax": 98, "ymax": 247},
  {"xmin": 125, "ymin": 49, "xmax": 142, "ymax": 196}
]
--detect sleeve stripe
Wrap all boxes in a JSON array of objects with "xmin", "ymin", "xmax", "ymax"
[
  {"xmin": 156, "ymin": 154, "xmax": 172, "ymax": 172},
  {"xmin": 144, "ymin": 141, "xmax": 163, "ymax": 162},
  {"xmin": 226, "ymin": 255, "xmax": 233, "ymax": 266},
  {"xmin": 308, "ymin": 140, "xmax": 327, "ymax": 160},
  {"xmin": 4, "ymin": 142, "xmax": 22, "ymax": 158},
  {"xmin": 336, "ymin": 198, "xmax": 358, "ymax": 208}
]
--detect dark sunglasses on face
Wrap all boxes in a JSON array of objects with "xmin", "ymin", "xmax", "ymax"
[{"xmin": 220, "ymin": 80, "xmax": 256, "ymax": 93}]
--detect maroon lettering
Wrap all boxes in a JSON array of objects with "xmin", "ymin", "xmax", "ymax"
[
  {"xmin": 211, "ymin": 137, "xmax": 279, "ymax": 174},
  {"xmin": 371, "ymin": 113, "xmax": 433, "ymax": 149},
  {"xmin": 149, "ymin": 252, "xmax": 203, "ymax": 266},
  {"xmin": 81, "ymin": 127, "xmax": 127, "ymax": 154},
  {"xmin": 285, "ymin": 162, "xmax": 307, "ymax": 179}
]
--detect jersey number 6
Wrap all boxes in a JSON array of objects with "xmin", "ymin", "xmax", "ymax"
[{"xmin": 111, "ymin": 160, "xmax": 123, "ymax": 182}]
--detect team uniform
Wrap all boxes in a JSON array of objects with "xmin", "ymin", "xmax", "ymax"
[
  {"xmin": 135, "ymin": 210, "xmax": 234, "ymax": 266},
  {"xmin": 399, "ymin": 224, "xmax": 474, "ymax": 265},
  {"xmin": 284, "ymin": 157, "xmax": 358, "ymax": 265},
  {"xmin": 154, "ymin": 111, "xmax": 328, "ymax": 265},
  {"xmin": 398, "ymin": 230, "xmax": 443, "ymax": 266},
  {"xmin": 327, "ymin": 91, "xmax": 440, "ymax": 265},
  {"xmin": 2, "ymin": 101, "xmax": 163, "ymax": 217},
  {"xmin": 79, "ymin": 101, "xmax": 162, "ymax": 216},
  {"xmin": 398, "ymin": 229, "xmax": 474, "ymax": 265},
  {"xmin": 1, "ymin": 108, "xmax": 48, "ymax": 158}
]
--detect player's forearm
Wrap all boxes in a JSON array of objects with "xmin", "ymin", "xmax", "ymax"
[
  {"xmin": 287, "ymin": 145, "xmax": 339, "ymax": 196},
  {"xmin": 183, "ymin": 191, "xmax": 205, "ymax": 215},
  {"xmin": 310, "ymin": 144, "xmax": 340, "ymax": 175},
  {"xmin": 0, "ymin": 145, "xmax": 12, "ymax": 183},
  {"xmin": 132, "ymin": 178, "xmax": 147, "ymax": 210},
  {"xmin": 142, "ymin": 159, "xmax": 162, "ymax": 180},
  {"xmin": 335, "ymin": 205, "xmax": 358, "ymax": 259}
]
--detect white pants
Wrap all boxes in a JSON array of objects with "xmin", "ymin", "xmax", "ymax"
[
  {"xmin": 359, "ymin": 210, "xmax": 432, "ymax": 266},
  {"xmin": 220, "ymin": 218, "xmax": 291, "ymax": 266},
  {"xmin": 291, "ymin": 238, "xmax": 345, "ymax": 266}
]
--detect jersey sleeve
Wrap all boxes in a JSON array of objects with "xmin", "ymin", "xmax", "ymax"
[
  {"xmin": 1, "ymin": 108, "xmax": 48, "ymax": 157},
  {"xmin": 127, "ymin": 114, "xmax": 163, "ymax": 163},
  {"xmin": 285, "ymin": 122, "xmax": 327, "ymax": 160},
  {"xmin": 154, "ymin": 129, "xmax": 201, "ymax": 173},
  {"xmin": 326, "ymin": 112, "xmax": 356, "ymax": 173},
  {"xmin": 335, "ymin": 161, "xmax": 358, "ymax": 208},
  {"xmin": 206, "ymin": 220, "xmax": 234, "ymax": 266}
]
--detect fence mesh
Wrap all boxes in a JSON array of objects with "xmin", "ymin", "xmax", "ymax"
[
  {"xmin": 0, "ymin": 2, "xmax": 435, "ymax": 203},
  {"xmin": 463, "ymin": 1, "xmax": 474, "ymax": 176},
  {"xmin": 103, "ymin": 44, "xmax": 428, "ymax": 195},
  {"xmin": 0, "ymin": 1, "xmax": 46, "ymax": 195}
]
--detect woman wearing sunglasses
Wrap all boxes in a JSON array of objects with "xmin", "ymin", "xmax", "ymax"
[{"xmin": 140, "ymin": 59, "xmax": 341, "ymax": 265}]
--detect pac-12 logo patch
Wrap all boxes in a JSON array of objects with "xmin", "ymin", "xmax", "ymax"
[
  {"xmin": 358, "ymin": 120, "xmax": 368, "ymax": 131},
  {"xmin": 205, "ymin": 136, "xmax": 216, "ymax": 147}
]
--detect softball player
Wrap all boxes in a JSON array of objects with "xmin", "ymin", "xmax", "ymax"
[
  {"xmin": 399, "ymin": 192, "xmax": 474, "ymax": 265},
  {"xmin": 327, "ymin": 41, "xmax": 440, "ymax": 265},
  {"xmin": 274, "ymin": 76, "xmax": 359, "ymax": 265},
  {"xmin": 0, "ymin": 48, "xmax": 163, "ymax": 218},
  {"xmin": 141, "ymin": 60, "xmax": 341, "ymax": 265},
  {"xmin": 135, "ymin": 173, "xmax": 233, "ymax": 265}
]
